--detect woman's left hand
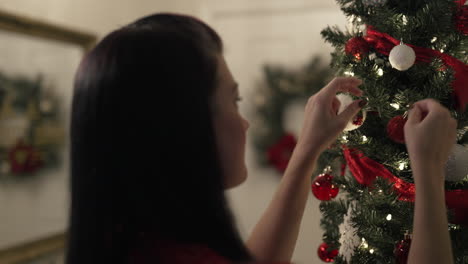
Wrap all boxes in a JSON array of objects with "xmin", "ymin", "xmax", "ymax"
[{"xmin": 294, "ymin": 77, "xmax": 365, "ymax": 159}]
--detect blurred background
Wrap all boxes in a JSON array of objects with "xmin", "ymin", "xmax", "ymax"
[{"xmin": 0, "ymin": 0, "xmax": 349, "ymax": 263}]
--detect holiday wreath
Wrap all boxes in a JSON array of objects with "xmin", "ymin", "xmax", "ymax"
[
  {"xmin": 0, "ymin": 72, "xmax": 65, "ymax": 179},
  {"xmin": 251, "ymin": 56, "xmax": 334, "ymax": 173}
]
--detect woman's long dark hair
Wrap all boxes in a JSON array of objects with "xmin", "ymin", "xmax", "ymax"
[{"xmin": 67, "ymin": 13, "xmax": 252, "ymax": 264}]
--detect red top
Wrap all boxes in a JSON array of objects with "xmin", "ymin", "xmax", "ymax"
[{"xmin": 130, "ymin": 240, "xmax": 291, "ymax": 264}]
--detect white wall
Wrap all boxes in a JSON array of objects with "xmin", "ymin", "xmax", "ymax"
[
  {"xmin": 0, "ymin": 1, "xmax": 348, "ymax": 263},
  {"xmin": 0, "ymin": 0, "xmax": 201, "ymax": 36}
]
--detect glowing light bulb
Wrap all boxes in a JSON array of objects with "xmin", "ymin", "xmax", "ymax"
[
  {"xmin": 386, "ymin": 214, "xmax": 392, "ymax": 221},
  {"xmin": 431, "ymin": 37, "xmax": 437, "ymax": 43},
  {"xmin": 390, "ymin": 103, "xmax": 400, "ymax": 110},
  {"xmin": 361, "ymin": 238, "xmax": 369, "ymax": 249},
  {"xmin": 369, "ymin": 249, "xmax": 375, "ymax": 254},
  {"xmin": 398, "ymin": 162, "xmax": 406, "ymax": 171},
  {"xmin": 344, "ymin": 71, "xmax": 355, "ymax": 76},
  {"xmin": 377, "ymin": 68, "xmax": 384, "ymax": 76},
  {"xmin": 402, "ymin": 15, "xmax": 408, "ymax": 25},
  {"xmin": 362, "ymin": 136, "xmax": 368, "ymax": 142}
]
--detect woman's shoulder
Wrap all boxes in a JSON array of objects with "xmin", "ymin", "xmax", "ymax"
[{"xmin": 130, "ymin": 240, "xmax": 291, "ymax": 264}]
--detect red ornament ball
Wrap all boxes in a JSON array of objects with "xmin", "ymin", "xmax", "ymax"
[
  {"xmin": 387, "ymin": 115, "xmax": 407, "ymax": 144},
  {"xmin": 394, "ymin": 236, "xmax": 412, "ymax": 264},
  {"xmin": 317, "ymin": 242, "xmax": 338, "ymax": 262},
  {"xmin": 312, "ymin": 173, "xmax": 339, "ymax": 201},
  {"xmin": 345, "ymin": 37, "xmax": 370, "ymax": 60}
]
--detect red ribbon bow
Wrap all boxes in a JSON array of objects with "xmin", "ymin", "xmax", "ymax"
[{"xmin": 344, "ymin": 148, "xmax": 468, "ymax": 225}]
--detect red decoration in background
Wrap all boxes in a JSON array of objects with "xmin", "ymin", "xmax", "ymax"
[
  {"xmin": 394, "ymin": 235, "xmax": 412, "ymax": 264},
  {"xmin": 317, "ymin": 242, "xmax": 338, "ymax": 262},
  {"xmin": 8, "ymin": 140, "xmax": 43, "ymax": 174},
  {"xmin": 267, "ymin": 133, "xmax": 297, "ymax": 172},
  {"xmin": 387, "ymin": 115, "xmax": 407, "ymax": 144},
  {"xmin": 456, "ymin": 0, "xmax": 468, "ymax": 35},
  {"xmin": 345, "ymin": 37, "xmax": 370, "ymax": 60},
  {"xmin": 343, "ymin": 148, "xmax": 468, "ymax": 225},
  {"xmin": 364, "ymin": 26, "xmax": 468, "ymax": 111},
  {"xmin": 312, "ymin": 173, "xmax": 339, "ymax": 201}
]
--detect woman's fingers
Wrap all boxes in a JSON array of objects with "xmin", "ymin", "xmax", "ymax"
[
  {"xmin": 406, "ymin": 104, "xmax": 423, "ymax": 125},
  {"xmin": 412, "ymin": 99, "xmax": 439, "ymax": 112},
  {"xmin": 320, "ymin": 77, "xmax": 363, "ymax": 100},
  {"xmin": 412, "ymin": 99, "xmax": 452, "ymax": 123},
  {"xmin": 332, "ymin": 97, "xmax": 341, "ymax": 115},
  {"xmin": 337, "ymin": 100, "xmax": 363, "ymax": 124}
]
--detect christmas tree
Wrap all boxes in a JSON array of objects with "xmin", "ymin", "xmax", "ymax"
[{"xmin": 314, "ymin": 0, "xmax": 468, "ymax": 263}]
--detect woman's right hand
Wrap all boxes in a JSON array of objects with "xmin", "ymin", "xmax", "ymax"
[
  {"xmin": 404, "ymin": 99, "xmax": 457, "ymax": 184},
  {"xmin": 295, "ymin": 77, "xmax": 364, "ymax": 159}
]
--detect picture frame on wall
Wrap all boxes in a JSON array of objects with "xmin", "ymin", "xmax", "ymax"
[{"xmin": 0, "ymin": 9, "xmax": 96, "ymax": 264}]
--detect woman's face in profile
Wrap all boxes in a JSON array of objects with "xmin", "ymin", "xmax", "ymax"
[{"xmin": 212, "ymin": 55, "xmax": 250, "ymax": 189}]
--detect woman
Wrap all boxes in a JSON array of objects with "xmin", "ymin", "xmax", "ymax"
[{"xmin": 67, "ymin": 13, "xmax": 455, "ymax": 263}]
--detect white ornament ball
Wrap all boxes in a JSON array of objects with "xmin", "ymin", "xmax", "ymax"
[
  {"xmin": 389, "ymin": 44, "xmax": 416, "ymax": 71},
  {"xmin": 336, "ymin": 93, "xmax": 367, "ymax": 131},
  {"xmin": 282, "ymin": 99, "xmax": 307, "ymax": 138},
  {"xmin": 445, "ymin": 144, "xmax": 468, "ymax": 182}
]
